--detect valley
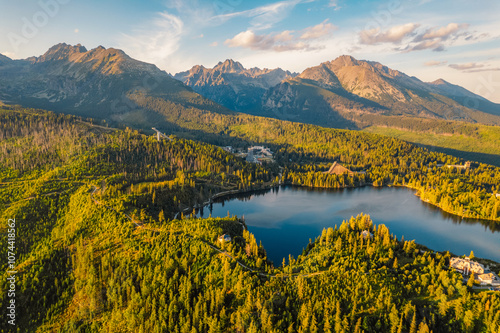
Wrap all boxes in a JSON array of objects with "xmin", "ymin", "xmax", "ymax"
[
  {"xmin": 1, "ymin": 104, "xmax": 499, "ymax": 332},
  {"xmin": 1, "ymin": 42, "xmax": 500, "ymax": 332}
]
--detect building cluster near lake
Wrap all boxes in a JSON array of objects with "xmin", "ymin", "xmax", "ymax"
[
  {"xmin": 222, "ymin": 145, "xmax": 274, "ymax": 164},
  {"xmin": 246, "ymin": 146, "xmax": 273, "ymax": 164},
  {"xmin": 450, "ymin": 257, "xmax": 500, "ymax": 290}
]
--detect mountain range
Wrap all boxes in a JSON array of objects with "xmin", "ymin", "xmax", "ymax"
[
  {"xmin": 1, "ymin": 43, "xmax": 500, "ymax": 131},
  {"xmin": 176, "ymin": 56, "xmax": 500, "ymax": 128}
]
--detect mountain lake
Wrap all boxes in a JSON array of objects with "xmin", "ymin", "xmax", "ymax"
[{"xmin": 199, "ymin": 185, "xmax": 500, "ymax": 265}]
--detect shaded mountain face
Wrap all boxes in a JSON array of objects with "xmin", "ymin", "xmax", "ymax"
[
  {"xmin": 0, "ymin": 43, "xmax": 228, "ymax": 124},
  {"xmin": 174, "ymin": 59, "xmax": 297, "ymax": 112},
  {"xmin": 427, "ymin": 78, "xmax": 500, "ymax": 116},
  {"xmin": 260, "ymin": 55, "xmax": 500, "ymax": 127},
  {"xmin": 0, "ymin": 54, "xmax": 13, "ymax": 66}
]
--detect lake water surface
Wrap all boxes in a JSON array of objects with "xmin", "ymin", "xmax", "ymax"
[{"xmin": 200, "ymin": 186, "xmax": 500, "ymax": 265}]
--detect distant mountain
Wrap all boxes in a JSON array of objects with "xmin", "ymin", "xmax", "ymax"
[
  {"xmin": 174, "ymin": 59, "xmax": 297, "ymax": 112},
  {"xmin": 428, "ymin": 78, "xmax": 500, "ymax": 116},
  {"xmin": 0, "ymin": 43, "xmax": 231, "ymax": 126},
  {"xmin": 260, "ymin": 55, "xmax": 500, "ymax": 127},
  {"xmin": 0, "ymin": 53, "xmax": 12, "ymax": 66}
]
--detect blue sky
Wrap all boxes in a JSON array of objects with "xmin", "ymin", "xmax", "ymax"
[{"xmin": 1, "ymin": 0, "xmax": 500, "ymax": 101}]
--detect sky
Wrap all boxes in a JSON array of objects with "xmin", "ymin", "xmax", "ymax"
[{"xmin": 1, "ymin": 0, "xmax": 500, "ymax": 102}]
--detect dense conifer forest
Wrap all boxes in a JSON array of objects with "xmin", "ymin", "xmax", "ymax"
[{"xmin": 1, "ymin": 108, "xmax": 499, "ymax": 332}]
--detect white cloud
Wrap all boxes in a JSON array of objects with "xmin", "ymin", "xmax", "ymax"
[
  {"xmin": 402, "ymin": 23, "xmax": 470, "ymax": 52},
  {"xmin": 212, "ymin": 0, "xmax": 308, "ymax": 30},
  {"xmin": 449, "ymin": 62, "xmax": 484, "ymax": 70},
  {"xmin": 210, "ymin": 41, "xmax": 218, "ymax": 47},
  {"xmin": 403, "ymin": 39, "xmax": 444, "ymax": 52},
  {"xmin": 225, "ymin": 21, "xmax": 337, "ymax": 52},
  {"xmin": 360, "ymin": 23, "xmax": 420, "ymax": 45},
  {"xmin": 360, "ymin": 22, "xmax": 476, "ymax": 53},
  {"xmin": 74, "ymin": 28, "xmax": 79, "ymax": 34},
  {"xmin": 225, "ymin": 30, "xmax": 312, "ymax": 52},
  {"xmin": 424, "ymin": 60, "xmax": 447, "ymax": 66},
  {"xmin": 300, "ymin": 20, "xmax": 337, "ymax": 40},
  {"xmin": 329, "ymin": 0, "xmax": 341, "ymax": 10},
  {"xmin": 166, "ymin": 0, "xmax": 215, "ymax": 26},
  {"xmin": 119, "ymin": 12, "xmax": 183, "ymax": 65},
  {"xmin": 420, "ymin": 23, "xmax": 469, "ymax": 40},
  {"xmin": 448, "ymin": 62, "xmax": 500, "ymax": 73}
]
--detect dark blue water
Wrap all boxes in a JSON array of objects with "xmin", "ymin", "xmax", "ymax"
[{"xmin": 200, "ymin": 186, "xmax": 500, "ymax": 265}]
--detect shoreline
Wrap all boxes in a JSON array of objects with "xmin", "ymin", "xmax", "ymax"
[{"xmin": 176, "ymin": 180, "xmax": 500, "ymax": 225}]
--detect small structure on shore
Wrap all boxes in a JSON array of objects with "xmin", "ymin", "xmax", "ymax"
[
  {"xmin": 218, "ymin": 234, "xmax": 232, "ymax": 243},
  {"xmin": 446, "ymin": 161, "xmax": 471, "ymax": 170},
  {"xmin": 325, "ymin": 161, "xmax": 354, "ymax": 175}
]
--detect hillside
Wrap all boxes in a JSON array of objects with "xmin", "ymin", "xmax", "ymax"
[
  {"xmin": 1, "ymin": 108, "xmax": 499, "ymax": 332},
  {"xmin": 361, "ymin": 117, "xmax": 500, "ymax": 167},
  {"xmin": 429, "ymin": 79, "xmax": 500, "ymax": 116}
]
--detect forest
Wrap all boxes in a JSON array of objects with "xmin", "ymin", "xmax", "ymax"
[{"xmin": 1, "ymin": 107, "xmax": 499, "ymax": 332}]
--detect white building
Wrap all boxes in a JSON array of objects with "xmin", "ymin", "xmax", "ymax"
[
  {"xmin": 477, "ymin": 273, "xmax": 500, "ymax": 285},
  {"xmin": 450, "ymin": 257, "xmax": 485, "ymax": 275}
]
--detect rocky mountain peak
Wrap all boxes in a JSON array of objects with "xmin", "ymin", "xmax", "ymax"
[
  {"xmin": 213, "ymin": 59, "xmax": 245, "ymax": 73},
  {"xmin": 331, "ymin": 55, "xmax": 360, "ymax": 67},
  {"xmin": 429, "ymin": 78, "xmax": 449, "ymax": 85},
  {"xmin": 26, "ymin": 43, "xmax": 159, "ymax": 77},
  {"xmin": 330, "ymin": 55, "xmax": 397, "ymax": 77},
  {"xmin": 35, "ymin": 43, "xmax": 88, "ymax": 62}
]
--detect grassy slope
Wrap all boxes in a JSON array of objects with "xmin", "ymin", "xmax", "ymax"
[{"xmin": 362, "ymin": 123, "xmax": 500, "ymax": 167}]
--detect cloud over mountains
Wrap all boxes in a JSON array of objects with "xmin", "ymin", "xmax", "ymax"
[
  {"xmin": 359, "ymin": 22, "xmax": 472, "ymax": 52},
  {"xmin": 225, "ymin": 21, "xmax": 337, "ymax": 52}
]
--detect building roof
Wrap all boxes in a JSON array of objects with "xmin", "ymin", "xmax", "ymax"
[
  {"xmin": 478, "ymin": 273, "xmax": 498, "ymax": 281},
  {"xmin": 326, "ymin": 162, "xmax": 354, "ymax": 175},
  {"xmin": 450, "ymin": 257, "xmax": 485, "ymax": 274}
]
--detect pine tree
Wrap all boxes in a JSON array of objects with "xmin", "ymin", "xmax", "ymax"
[{"xmin": 409, "ymin": 311, "xmax": 417, "ymax": 333}]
